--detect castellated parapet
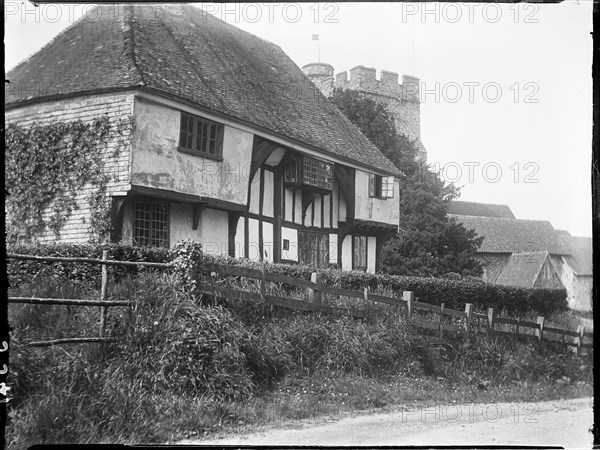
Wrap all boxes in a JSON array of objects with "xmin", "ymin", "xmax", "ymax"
[
  {"xmin": 334, "ymin": 66, "xmax": 420, "ymax": 104},
  {"xmin": 302, "ymin": 63, "xmax": 426, "ymax": 163}
]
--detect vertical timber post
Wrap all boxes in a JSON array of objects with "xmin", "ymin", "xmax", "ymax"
[
  {"xmin": 487, "ymin": 307, "xmax": 495, "ymax": 337},
  {"xmin": 309, "ymin": 272, "xmax": 322, "ymax": 309},
  {"xmin": 576, "ymin": 325, "xmax": 585, "ymax": 355},
  {"xmin": 403, "ymin": 291, "xmax": 414, "ymax": 321},
  {"xmin": 259, "ymin": 259, "xmax": 266, "ymax": 303},
  {"xmin": 99, "ymin": 250, "xmax": 109, "ymax": 338},
  {"xmin": 464, "ymin": 303, "xmax": 473, "ymax": 338},
  {"xmin": 536, "ymin": 316, "xmax": 545, "ymax": 341},
  {"xmin": 439, "ymin": 303, "xmax": 445, "ymax": 339}
]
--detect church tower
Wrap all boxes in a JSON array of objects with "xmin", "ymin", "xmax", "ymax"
[{"xmin": 302, "ymin": 63, "xmax": 427, "ymax": 163}]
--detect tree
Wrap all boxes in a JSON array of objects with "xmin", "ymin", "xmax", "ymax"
[{"xmin": 329, "ymin": 88, "xmax": 483, "ymax": 277}]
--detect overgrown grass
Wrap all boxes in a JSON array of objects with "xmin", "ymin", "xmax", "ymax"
[{"xmin": 6, "ymin": 273, "xmax": 593, "ymax": 448}]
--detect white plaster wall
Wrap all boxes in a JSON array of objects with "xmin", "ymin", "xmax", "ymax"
[
  {"xmin": 282, "ymin": 227, "xmax": 299, "ymax": 261},
  {"xmin": 200, "ymin": 209, "xmax": 229, "ymax": 256},
  {"xmin": 294, "ymin": 190, "xmax": 302, "ymax": 225},
  {"xmin": 329, "ymin": 233, "xmax": 338, "ymax": 264},
  {"xmin": 248, "ymin": 218, "xmax": 260, "ymax": 260},
  {"xmin": 571, "ymin": 276, "xmax": 593, "ymax": 311},
  {"xmin": 249, "ymin": 171, "xmax": 261, "ymax": 215},
  {"xmin": 263, "ymin": 222, "xmax": 274, "ymax": 262},
  {"xmin": 354, "ymin": 170, "xmax": 399, "ymax": 225},
  {"xmin": 131, "ymin": 98, "xmax": 253, "ymax": 205},
  {"xmin": 169, "ymin": 203, "xmax": 200, "ymax": 245},
  {"xmin": 367, "ymin": 236, "xmax": 377, "ymax": 273},
  {"xmin": 313, "ymin": 195, "xmax": 322, "ymax": 227},
  {"xmin": 235, "ymin": 217, "xmax": 245, "ymax": 259},
  {"xmin": 305, "ymin": 202, "xmax": 312, "ymax": 226},
  {"xmin": 263, "ymin": 170, "xmax": 274, "ymax": 217},
  {"xmin": 341, "ymin": 235, "xmax": 352, "ymax": 271}
]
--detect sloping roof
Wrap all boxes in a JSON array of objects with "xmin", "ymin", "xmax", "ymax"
[
  {"xmin": 448, "ymin": 201, "xmax": 515, "ymax": 218},
  {"xmin": 495, "ymin": 251, "xmax": 549, "ymax": 288},
  {"xmin": 450, "ymin": 215, "xmax": 570, "ymax": 255},
  {"xmin": 556, "ymin": 230, "xmax": 593, "ymax": 275},
  {"xmin": 5, "ymin": 4, "xmax": 399, "ymax": 175}
]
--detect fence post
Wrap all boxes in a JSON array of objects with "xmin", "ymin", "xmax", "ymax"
[
  {"xmin": 439, "ymin": 303, "xmax": 445, "ymax": 339},
  {"xmin": 99, "ymin": 250, "xmax": 109, "ymax": 338},
  {"xmin": 403, "ymin": 291, "xmax": 414, "ymax": 321},
  {"xmin": 515, "ymin": 318, "xmax": 520, "ymax": 339},
  {"xmin": 536, "ymin": 316, "xmax": 545, "ymax": 341},
  {"xmin": 464, "ymin": 303, "xmax": 473, "ymax": 338},
  {"xmin": 309, "ymin": 272, "xmax": 322, "ymax": 309},
  {"xmin": 259, "ymin": 259, "xmax": 266, "ymax": 303},
  {"xmin": 576, "ymin": 325, "xmax": 585, "ymax": 355},
  {"xmin": 487, "ymin": 307, "xmax": 495, "ymax": 337}
]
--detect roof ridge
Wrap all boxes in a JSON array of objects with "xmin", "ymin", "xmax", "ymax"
[{"xmin": 124, "ymin": 5, "xmax": 146, "ymax": 87}]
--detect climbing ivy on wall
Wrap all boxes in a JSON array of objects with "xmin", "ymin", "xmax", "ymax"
[{"xmin": 5, "ymin": 115, "xmax": 133, "ymax": 244}]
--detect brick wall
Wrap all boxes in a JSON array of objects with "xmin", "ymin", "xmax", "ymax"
[{"xmin": 5, "ymin": 91, "xmax": 135, "ymax": 244}]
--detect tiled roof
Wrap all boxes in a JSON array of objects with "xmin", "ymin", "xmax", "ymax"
[
  {"xmin": 5, "ymin": 4, "xmax": 399, "ymax": 175},
  {"xmin": 450, "ymin": 215, "xmax": 570, "ymax": 255},
  {"xmin": 448, "ymin": 201, "xmax": 515, "ymax": 218},
  {"xmin": 495, "ymin": 251, "xmax": 550, "ymax": 288},
  {"xmin": 556, "ymin": 230, "xmax": 593, "ymax": 275}
]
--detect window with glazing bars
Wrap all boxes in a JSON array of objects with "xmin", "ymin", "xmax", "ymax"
[
  {"xmin": 179, "ymin": 112, "xmax": 224, "ymax": 158},
  {"xmin": 369, "ymin": 174, "xmax": 394, "ymax": 199},
  {"xmin": 133, "ymin": 200, "xmax": 169, "ymax": 248},
  {"xmin": 302, "ymin": 157, "xmax": 333, "ymax": 189}
]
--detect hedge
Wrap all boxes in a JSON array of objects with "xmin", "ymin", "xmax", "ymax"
[
  {"xmin": 7, "ymin": 242, "xmax": 567, "ymax": 316},
  {"xmin": 7, "ymin": 243, "xmax": 172, "ymax": 290}
]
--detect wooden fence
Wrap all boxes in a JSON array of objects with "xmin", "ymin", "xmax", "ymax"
[
  {"xmin": 7, "ymin": 253, "xmax": 593, "ymax": 353},
  {"xmin": 7, "ymin": 251, "xmax": 170, "ymax": 347}
]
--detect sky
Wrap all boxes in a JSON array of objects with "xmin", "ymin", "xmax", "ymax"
[{"xmin": 4, "ymin": 2, "xmax": 593, "ymax": 237}]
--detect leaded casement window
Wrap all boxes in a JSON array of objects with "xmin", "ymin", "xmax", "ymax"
[
  {"xmin": 353, "ymin": 235, "xmax": 367, "ymax": 270},
  {"xmin": 298, "ymin": 231, "xmax": 329, "ymax": 268},
  {"xmin": 368, "ymin": 174, "xmax": 394, "ymax": 199},
  {"xmin": 179, "ymin": 112, "xmax": 224, "ymax": 159},
  {"xmin": 284, "ymin": 155, "xmax": 333, "ymax": 191},
  {"xmin": 133, "ymin": 200, "xmax": 169, "ymax": 248}
]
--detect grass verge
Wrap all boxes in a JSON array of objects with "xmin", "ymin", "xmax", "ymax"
[{"xmin": 6, "ymin": 273, "xmax": 593, "ymax": 448}]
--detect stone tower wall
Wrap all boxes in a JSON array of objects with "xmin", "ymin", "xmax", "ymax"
[{"xmin": 303, "ymin": 63, "xmax": 427, "ymax": 163}]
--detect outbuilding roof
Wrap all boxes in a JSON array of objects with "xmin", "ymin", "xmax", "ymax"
[
  {"xmin": 448, "ymin": 201, "xmax": 515, "ymax": 219},
  {"xmin": 495, "ymin": 251, "xmax": 551, "ymax": 288},
  {"xmin": 450, "ymin": 215, "xmax": 570, "ymax": 255},
  {"xmin": 5, "ymin": 4, "xmax": 399, "ymax": 175}
]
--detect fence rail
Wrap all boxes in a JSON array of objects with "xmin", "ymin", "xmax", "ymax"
[
  {"xmin": 7, "ymin": 251, "xmax": 153, "ymax": 347},
  {"xmin": 7, "ymin": 253, "xmax": 593, "ymax": 353}
]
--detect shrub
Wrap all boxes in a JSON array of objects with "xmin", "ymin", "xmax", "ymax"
[
  {"xmin": 8, "ymin": 242, "xmax": 567, "ymax": 315},
  {"xmin": 195, "ymin": 253, "xmax": 567, "ymax": 316},
  {"xmin": 7, "ymin": 242, "xmax": 172, "ymax": 289}
]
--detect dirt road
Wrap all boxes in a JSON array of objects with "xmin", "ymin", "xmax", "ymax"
[{"xmin": 184, "ymin": 397, "xmax": 594, "ymax": 448}]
